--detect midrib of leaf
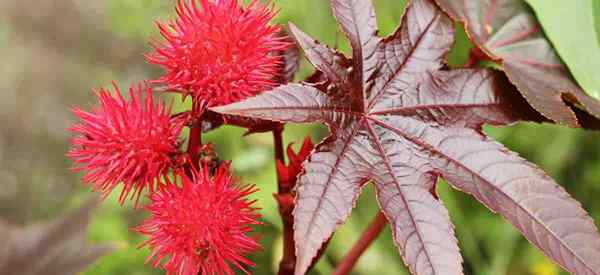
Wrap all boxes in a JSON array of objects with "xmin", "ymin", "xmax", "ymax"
[
  {"xmin": 364, "ymin": 120, "xmax": 439, "ymax": 274},
  {"xmin": 371, "ymin": 103, "xmax": 501, "ymax": 116},
  {"xmin": 369, "ymin": 117, "xmax": 597, "ymax": 274},
  {"xmin": 367, "ymin": 12, "xmax": 441, "ymax": 111},
  {"xmin": 487, "ymin": 23, "xmax": 540, "ymax": 50},
  {"xmin": 340, "ymin": 0, "xmax": 380, "ymax": 95},
  {"xmin": 345, "ymin": 0, "xmax": 366, "ymax": 82},
  {"xmin": 217, "ymin": 105, "xmax": 361, "ymax": 118}
]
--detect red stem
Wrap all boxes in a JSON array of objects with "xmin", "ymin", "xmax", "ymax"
[
  {"xmin": 186, "ymin": 112, "xmax": 203, "ymax": 170},
  {"xmin": 273, "ymin": 126, "xmax": 285, "ymax": 191},
  {"xmin": 332, "ymin": 212, "xmax": 388, "ymax": 275},
  {"xmin": 273, "ymin": 125, "xmax": 296, "ymax": 275},
  {"xmin": 187, "ymin": 99, "xmax": 205, "ymax": 169}
]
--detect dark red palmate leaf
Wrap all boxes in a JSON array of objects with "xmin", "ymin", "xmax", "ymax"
[
  {"xmin": 213, "ymin": 0, "xmax": 600, "ymax": 274},
  {"xmin": 434, "ymin": 0, "xmax": 600, "ymax": 128}
]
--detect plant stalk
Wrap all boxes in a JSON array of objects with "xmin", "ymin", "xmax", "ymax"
[
  {"xmin": 273, "ymin": 125, "xmax": 296, "ymax": 275},
  {"xmin": 186, "ymin": 97, "xmax": 205, "ymax": 171},
  {"xmin": 273, "ymin": 125, "xmax": 285, "ymax": 191},
  {"xmin": 187, "ymin": 123, "xmax": 203, "ymax": 169},
  {"xmin": 332, "ymin": 211, "xmax": 388, "ymax": 275}
]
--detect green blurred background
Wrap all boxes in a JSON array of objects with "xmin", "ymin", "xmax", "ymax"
[{"xmin": 0, "ymin": 1, "xmax": 598, "ymax": 274}]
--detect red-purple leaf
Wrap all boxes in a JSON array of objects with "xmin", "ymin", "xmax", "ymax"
[
  {"xmin": 367, "ymin": 0, "xmax": 454, "ymax": 111},
  {"xmin": 402, "ymin": 124, "xmax": 600, "ymax": 274},
  {"xmin": 330, "ymin": 0, "xmax": 380, "ymax": 90},
  {"xmin": 367, "ymin": 124, "xmax": 463, "ymax": 274},
  {"xmin": 213, "ymin": 0, "xmax": 600, "ymax": 274},
  {"xmin": 293, "ymin": 132, "xmax": 373, "ymax": 274},
  {"xmin": 375, "ymin": 181, "xmax": 462, "ymax": 275},
  {"xmin": 212, "ymin": 83, "xmax": 344, "ymax": 124},
  {"xmin": 371, "ymin": 70, "xmax": 519, "ymax": 128},
  {"xmin": 277, "ymin": 30, "xmax": 301, "ymax": 84},
  {"xmin": 435, "ymin": 0, "xmax": 600, "ymax": 127},
  {"xmin": 288, "ymin": 23, "xmax": 352, "ymax": 91}
]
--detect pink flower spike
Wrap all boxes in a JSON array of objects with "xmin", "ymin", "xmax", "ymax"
[
  {"xmin": 147, "ymin": 0, "xmax": 290, "ymax": 106},
  {"xmin": 68, "ymin": 82, "xmax": 184, "ymax": 205},
  {"xmin": 136, "ymin": 163, "xmax": 262, "ymax": 275}
]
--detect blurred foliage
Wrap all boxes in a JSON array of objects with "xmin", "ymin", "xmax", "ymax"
[
  {"xmin": 109, "ymin": 0, "xmax": 171, "ymax": 40},
  {"xmin": 595, "ymin": 0, "xmax": 600, "ymax": 44},
  {"xmin": 0, "ymin": 1, "xmax": 598, "ymax": 275}
]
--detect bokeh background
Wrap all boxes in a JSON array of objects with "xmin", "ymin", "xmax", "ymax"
[{"xmin": 0, "ymin": 0, "xmax": 599, "ymax": 274}]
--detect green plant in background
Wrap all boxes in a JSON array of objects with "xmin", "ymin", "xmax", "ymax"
[{"xmin": 109, "ymin": 0, "xmax": 171, "ymax": 40}]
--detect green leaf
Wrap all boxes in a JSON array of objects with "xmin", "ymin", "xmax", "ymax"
[
  {"xmin": 526, "ymin": 0, "xmax": 600, "ymax": 101},
  {"xmin": 595, "ymin": 0, "xmax": 600, "ymax": 45}
]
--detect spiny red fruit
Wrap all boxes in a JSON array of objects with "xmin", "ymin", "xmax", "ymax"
[
  {"xmin": 148, "ymin": 0, "xmax": 289, "ymax": 106},
  {"xmin": 276, "ymin": 136, "xmax": 314, "ymax": 189},
  {"xmin": 68, "ymin": 82, "xmax": 183, "ymax": 204},
  {"xmin": 136, "ymin": 164, "xmax": 261, "ymax": 275}
]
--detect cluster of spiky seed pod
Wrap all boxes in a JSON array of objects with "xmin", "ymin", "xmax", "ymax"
[{"xmin": 68, "ymin": 1, "xmax": 292, "ymax": 274}]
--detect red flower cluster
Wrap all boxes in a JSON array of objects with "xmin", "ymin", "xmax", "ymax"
[
  {"xmin": 276, "ymin": 136, "xmax": 314, "ymax": 189},
  {"xmin": 148, "ymin": 0, "xmax": 289, "ymax": 106},
  {"xmin": 274, "ymin": 137, "xmax": 314, "ymax": 215},
  {"xmin": 68, "ymin": 83, "xmax": 184, "ymax": 204},
  {"xmin": 136, "ymin": 164, "xmax": 261, "ymax": 275}
]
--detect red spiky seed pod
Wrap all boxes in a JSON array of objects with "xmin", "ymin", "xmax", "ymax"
[
  {"xmin": 148, "ymin": 0, "xmax": 289, "ymax": 106},
  {"xmin": 68, "ymin": 82, "xmax": 184, "ymax": 204},
  {"xmin": 136, "ymin": 163, "xmax": 261, "ymax": 275}
]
